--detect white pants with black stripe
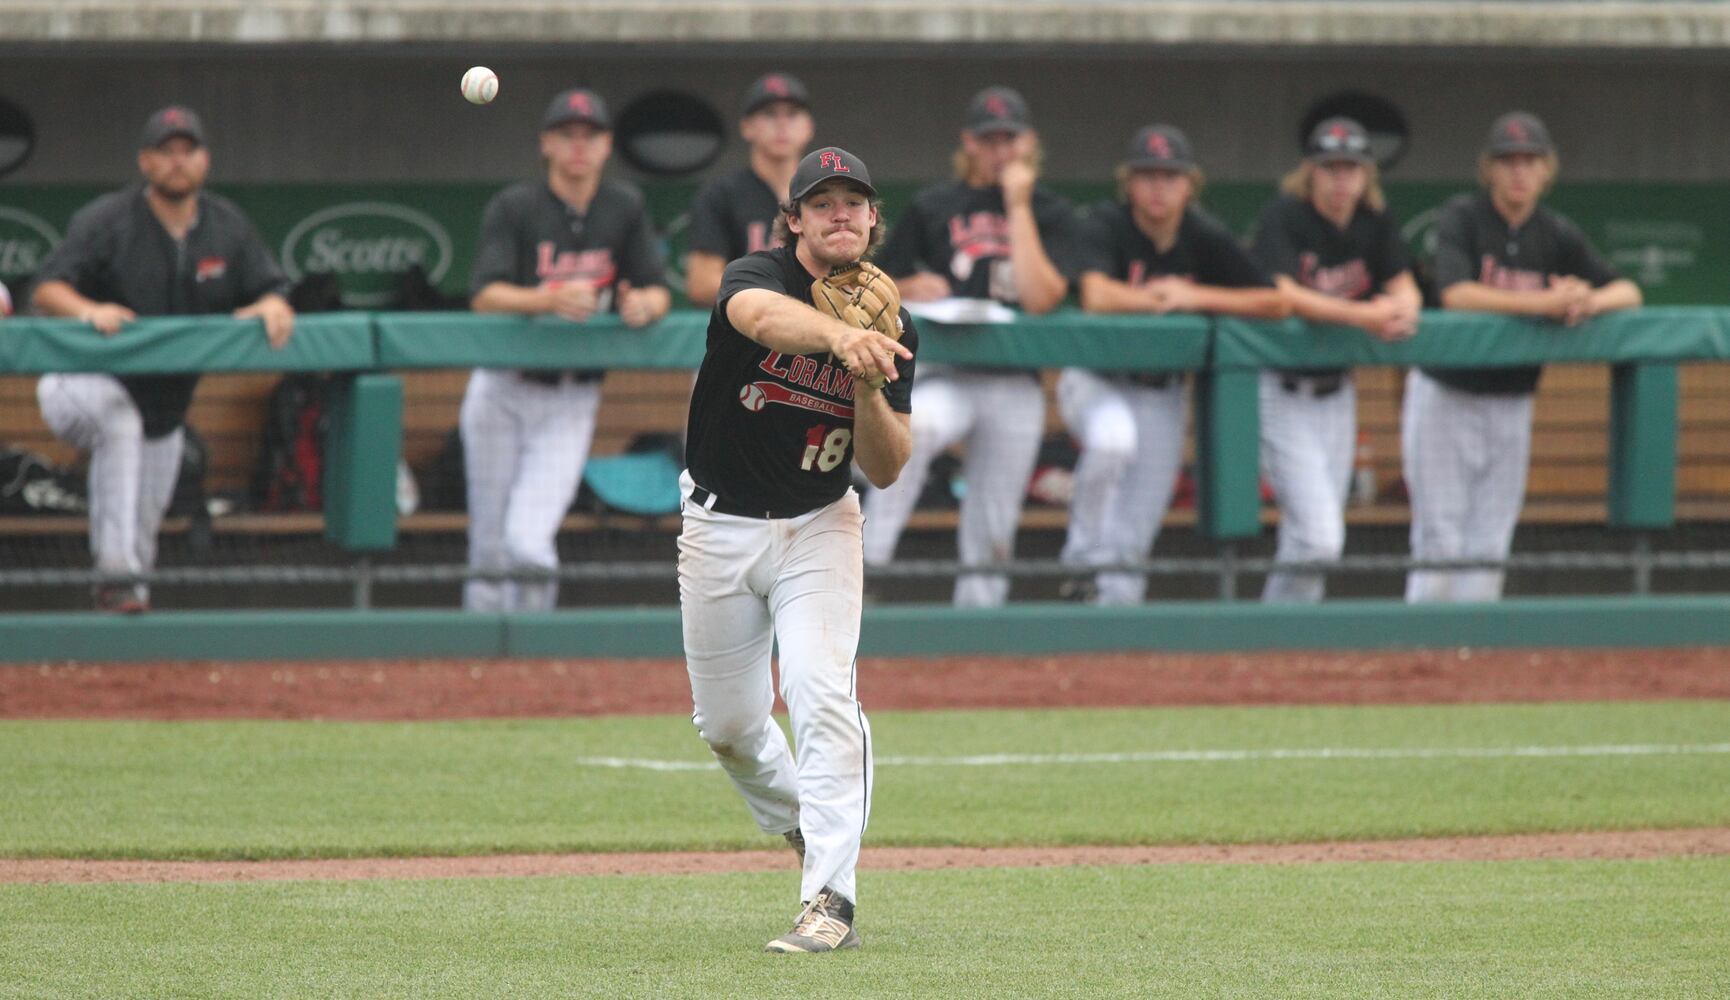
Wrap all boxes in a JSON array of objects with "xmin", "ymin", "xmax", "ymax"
[
  {"xmin": 861, "ymin": 370, "xmax": 1045, "ymax": 607},
  {"xmin": 1258, "ymin": 372, "xmax": 1357, "ymax": 602},
  {"xmin": 678, "ymin": 470, "xmax": 873, "ymax": 906},
  {"xmin": 459, "ymin": 369, "xmax": 601, "ymax": 612},
  {"xmin": 37, "ymin": 373, "xmax": 184, "ymax": 586},
  {"xmin": 1402, "ymin": 370, "xmax": 1534, "ymax": 602},
  {"xmin": 1056, "ymin": 368, "xmax": 1188, "ymax": 605}
]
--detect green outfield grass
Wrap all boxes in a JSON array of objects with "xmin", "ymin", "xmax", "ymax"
[
  {"xmin": 1, "ymin": 701, "xmax": 1726, "ymax": 859},
  {"xmin": 4, "ymin": 858, "xmax": 1727, "ymax": 999}
]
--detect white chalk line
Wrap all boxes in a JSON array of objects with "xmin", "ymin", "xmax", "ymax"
[{"xmin": 573, "ymin": 742, "xmax": 1730, "ymax": 772}]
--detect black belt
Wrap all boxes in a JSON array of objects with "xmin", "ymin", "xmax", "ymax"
[
  {"xmin": 688, "ymin": 485, "xmax": 814, "ymax": 520},
  {"xmin": 1278, "ymin": 373, "xmax": 1347, "ymax": 398},
  {"xmin": 517, "ymin": 369, "xmax": 601, "ymax": 386},
  {"xmin": 1126, "ymin": 372, "xmax": 1175, "ymax": 389}
]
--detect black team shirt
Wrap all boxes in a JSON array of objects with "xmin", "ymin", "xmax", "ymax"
[
  {"xmin": 686, "ymin": 245, "xmax": 918, "ymax": 516},
  {"xmin": 877, "ymin": 180, "xmax": 1081, "ymax": 304},
  {"xmin": 1427, "ymin": 191, "xmax": 1623, "ymax": 395},
  {"xmin": 1077, "ymin": 201, "xmax": 1274, "ymax": 385},
  {"xmin": 470, "ymin": 178, "xmax": 668, "ymax": 380},
  {"xmin": 686, "ymin": 168, "xmax": 784, "ymax": 263},
  {"xmin": 1251, "ymin": 194, "xmax": 1411, "ymax": 380},
  {"xmin": 34, "ymin": 186, "xmax": 290, "ymax": 438}
]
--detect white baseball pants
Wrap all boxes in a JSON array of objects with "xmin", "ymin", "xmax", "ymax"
[
  {"xmin": 861, "ymin": 371, "xmax": 1044, "ymax": 607},
  {"xmin": 1402, "ymin": 369, "xmax": 1534, "ymax": 602},
  {"xmin": 37, "ymin": 373, "xmax": 183, "ymax": 585},
  {"xmin": 459, "ymin": 369, "xmax": 601, "ymax": 612},
  {"xmin": 1056, "ymin": 368, "xmax": 1188, "ymax": 605},
  {"xmin": 678, "ymin": 471, "xmax": 873, "ymax": 905},
  {"xmin": 1258, "ymin": 372, "xmax": 1356, "ymax": 603}
]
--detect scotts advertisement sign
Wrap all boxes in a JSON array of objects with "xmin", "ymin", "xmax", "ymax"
[
  {"xmin": 279, "ymin": 201, "xmax": 454, "ymax": 308},
  {"xmin": 0, "ymin": 205, "xmax": 60, "ymax": 285}
]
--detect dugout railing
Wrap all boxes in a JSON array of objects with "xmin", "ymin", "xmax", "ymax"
[{"xmin": 2, "ymin": 307, "xmax": 1728, "ymax": 608}]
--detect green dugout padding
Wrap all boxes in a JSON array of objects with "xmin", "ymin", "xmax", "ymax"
[
  {"xmin": 4, "ymin": 597, "xmax": 1729, "ymax": 663},
  {"xmin": 1212, "ymin": 307, "xmax": 1730, "ymax": 370},
  {"xmin": 0, "ymin": 314, "xmax": 376, "ymax": 374},
  {"xmin": 323, "ymin": 374, "xmax": 404, "ymax": 550}
]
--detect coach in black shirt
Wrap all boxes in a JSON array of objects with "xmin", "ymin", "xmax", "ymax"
[{"xmin": 32, "ymin": 105, "xmax": 293, "ymax": 612}]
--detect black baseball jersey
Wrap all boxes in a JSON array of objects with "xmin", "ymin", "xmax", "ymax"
[
  {"xmin": 1425, "ymin": 191, "xmax": 1623, "ymax": 395},
  {"xmin": 1252, "ymin": 194, "xmax": 1412, "ymax": 379},
  {"xmin": 686, "ymin": 168, "xmax": 783, "ymax": 263},
  {"xmin": 470, "ymin": 178, "xmax": 668, "ymax": 380},
  {"xmin": 877, "ymin": 181, "xmax": 1084, "ymax": 302},
  {"xmin": 34, "ymin": 186, "xmax": 289, "ymax": 438},
  {"xmin": 1078, "ymin": 201, "xmax": 1273, "ymax": 290},
  {"xmin": 686, "ymin": 245, "xmax": 917, "ymax": 517}
]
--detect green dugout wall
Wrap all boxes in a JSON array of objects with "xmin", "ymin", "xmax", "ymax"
[{"xmin": 2, "ymin": 307, "xmax": 1728, "ymax": 661}]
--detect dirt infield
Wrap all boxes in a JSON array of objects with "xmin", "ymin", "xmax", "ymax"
[
  {"xmin": 5, "ymin": 828, "xmax": 1727, "ymax": 885},
  {"xmin": 3, "ymin": 646, "xmax": 1728, "ymax": 721}
]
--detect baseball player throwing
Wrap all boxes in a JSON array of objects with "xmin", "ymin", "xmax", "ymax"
[
  {"xmin": 462, "ymin": 88, "xmax": 670, "ymax": 611},
  {"xmin": 680, "ymin": 147, "xmax": 915, "ymax": 953},
  {"xmin": 32, "ymin": 106, "xmax": 294, "ymax": 613},
  {"xmin": 1062, "ymin": 124, "xmax": 1288, "ymax": 605},
  {"xmin": 684, "ymin": 73, "xmax": 814, "ymax": 306},
  {"xmin": 863, "ymin": 85, "xmax": 1080, "ymax": 606},
  {"xmin": 1406, "ymin": 111, "xmax": 1640, "ymax": 601},
  {"xmin": 1251, "ymin": 117, "xmax": 1421, "ymax": 602}
]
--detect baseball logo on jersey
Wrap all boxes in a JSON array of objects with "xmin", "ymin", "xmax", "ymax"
[
  {"xmin": 195, "ymin": 256, "xmax": 227, "ymax": 282},
  {"xmin": 1478, "ymin": 256, "xmax": 1546, "ymax": 291},
  {"xmin": 947, "ymin": 213, "xmax": 1011, "ymax": 282},
  {"xmin": 740, "ymin": 351, "xmax": 858, "ymax": 420},
  {"xmin": 739, "ymin": 383, "xmax": 768, "ymax": 411},
  {"xmin": 1297, "ymin": 252, "xmax": 1372, "ymax": 299}
]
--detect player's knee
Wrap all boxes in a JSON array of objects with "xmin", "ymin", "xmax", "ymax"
[
  {"xmin": 1083, "ymin": 419, "xmax": 1136, "ymax": 465},
  {"xmin": 694, "ymin": 714, "xmax": 763, "ymax": 758},
  {"xmin": 94, "ymin": 404, "xmax": 144, "ymax": 447}
]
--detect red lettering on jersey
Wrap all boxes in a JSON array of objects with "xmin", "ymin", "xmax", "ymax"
[
  {"xmin": 536, "ymin": 244, "xmax": 618, "ymax": 288},
  {"xmin": 1479, "ymin": 256, "xmax": 1547, "ymax": 291},
  {"xmin": 760, "ymin": 351, "xmax": 791, "ymax": 378},
  {"xmin": 811, "ymin": 365, "xmax": 834, "ymax": 396},
  {"xmin": 1298, "ymin": 253, "xmax": 1373, "ymax": 299},
  {"xmin": 746, "ymin": 221, "xmax": 779, "ymax": 254},
  {"xmin": 947, "ymin": 212, "xmax": 1012, "ymax": 280},
  {"xmin": 195, "ymin": 256, "xmax": 227, "ymax": 282},
  {"xmin": 830, "ymin": 368, "xmax": 856, "ymax": 396},
  {"xmin": 1126, "ymin": 261, "xmax": 1195, "ymax": 288},
  {"xmin": 819, "ymin": 151, "xmax": 850, "ymax": 173}
]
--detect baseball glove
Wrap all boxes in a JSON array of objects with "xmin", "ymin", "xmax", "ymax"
[{"xmin": 811, "ymin": 261, "xmax": 904, "ymax": 389}]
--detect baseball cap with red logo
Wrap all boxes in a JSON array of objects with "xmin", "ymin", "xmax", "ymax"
[
  {"xmin": 1485, "ymin": 111, "xmax": 1554, "ymax": 156},
  {"xmin": 740, "ymin": 72, "xmax": 811, "ymax": 119},
  {"xmin": 965, "ymin": 86, "xmax": 1031, "ymax": 135},
  {"xmin": 1305, "ymin": 116, "xmax": 1373, "ymax": 165},
  {"xmin": 541, "ymin": 88, "xmax": 612, "ymax": 132},
  {"xmin": 1125, "ymin": 124, "xmax": 1196, "ymax": 171},
  {"xmin": 140, "ymin": 106, "xmax": 206, "ymax": 149},
  {"xmin": 788, "ymin": 147, "xmax": 875, "ymax": 203}
]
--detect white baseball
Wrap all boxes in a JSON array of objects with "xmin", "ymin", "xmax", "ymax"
[
  {"xmin": 739, "ymin": 383, "xmax": 767, "ymax": 412},
  {"xmin": 461, "ymin": 66, "xmax": 499, "ymax": 105}
]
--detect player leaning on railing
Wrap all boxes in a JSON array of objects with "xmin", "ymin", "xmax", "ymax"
[{"xmin": 1405, "ymin": 111, "xmax": 1642, "ymax": 603}]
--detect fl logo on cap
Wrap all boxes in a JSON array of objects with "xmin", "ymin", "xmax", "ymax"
[
  {"xmin": 819, "ymin": 151, "xmax": 851, "ymax": 173},
  {"xmin": 1145, "ymin": 133, "xmax": 1172, "ymax": 158}
]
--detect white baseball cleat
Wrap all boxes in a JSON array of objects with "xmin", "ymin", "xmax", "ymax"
[{"xmin": 764, "ymin": 887, "xmax": 859, "ymax": 953}]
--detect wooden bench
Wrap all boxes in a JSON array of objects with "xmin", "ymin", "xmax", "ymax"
[{"xmin": 4, "ymin": 361, "xmax": 1729, "ymax": 536}]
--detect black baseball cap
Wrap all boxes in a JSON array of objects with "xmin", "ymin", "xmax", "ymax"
[
  {"xmin": 140, "ymin": 106, "xmax": 205, "ymax": 149},
  {"xmin": 788, "ymin": 147, "xmax": 875, "ymax": 203},
  {"xmin": 965, "ymin": 86, "xmax": 1030, "ymax": 135},
  {"xmin": 542, "ymin": 89, "xmax": 611, "ymax": 132},
  {"xmin": 1125, "ymin": 124, "xmax": 1196, "ymax": 171},
  {"xmin": 1306, "ymin": 117, "xmax": 1373, "ymax": 164},
  {"xmin": 1486, "ymin": 111, "xmax": 1554, "ymax": 156},
  {"xmin": 740, "ymin": 72, "xmax": 811, "ymax": 118}
]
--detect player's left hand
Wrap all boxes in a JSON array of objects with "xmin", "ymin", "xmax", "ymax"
[
  {"xmin": 235, "ymin": 294, "xmax": 296, "ymax": 349},
  {"xmin": 1144, "ymin": 277, "xmax": 1197, "ymax": 314},
  {"xmin": 1000, "ymin": 159, "xmax": 1036, "ymax": 209},
  {"xmin": 617, "ymin": 281, "xmax": 657, "ymax": 328}
]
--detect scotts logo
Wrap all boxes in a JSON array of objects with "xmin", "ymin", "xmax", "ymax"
[
  {"xmin": 819, "ymin": 151, "xmax": 850, "ymax": 173},
  {"xmin": 0, "ymin": 206, "xmax": 61, "ymax": 282},
  {"xmin": 280, "ymin": 202, "xmax": 452, "ymax": 307}
]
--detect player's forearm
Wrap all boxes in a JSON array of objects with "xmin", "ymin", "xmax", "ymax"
[
  {"xmin": 729, "ymin": 290, "xmax": 847, "ymax": 355},
  {"xmin": 1590, "ymin": 279, "xmax": 1642, "ymax": 315},
  {"xmin": 1439, "ymin": 282, "xmax": 1556, "ymax": 317},
  {"xmin": 851, "ymin": 393, "xmax": 911, "ymax": 489},
  {"xmin": 471, "ymin": 282, "xmax": 552, "ymax": 315},
  {"xmin": 1191, "ymin": 285, "xmax": 1292, "ymax": 320},
  {"xmin": 1277, "ymin": 279, "xmax": 1368, "ymax": 328},
  {"xmin": 31, "ymin": 280, "xmax": 99, "ymax": 319},
  {"xmin": 1006, "ymin": 206, "xmax": 1066, "ymax": 314},
  {"xmin": 1078, "ymin": 273, "xmax": 1152, "ymax": 314},
  {"xmin": 684, "ymin": 254, "xmax": 726, "ymax": 307}
]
